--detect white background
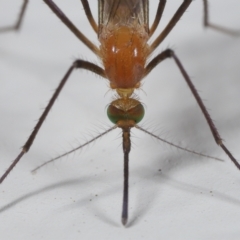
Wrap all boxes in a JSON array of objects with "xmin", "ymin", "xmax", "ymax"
[{"xmin": 0, "ymin": 0, "xmax": 240, "ymax": 239}]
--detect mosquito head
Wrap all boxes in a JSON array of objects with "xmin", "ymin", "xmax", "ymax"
[{"xmin": 107, "ymin": 98, "xmax": 145, "ymax": 128}]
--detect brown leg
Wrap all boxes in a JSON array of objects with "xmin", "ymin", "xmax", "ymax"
[
  {"xmin": 43, "ymin": 0, "xmax": 99, "ymax": 55},
  {"xmin": 80, "ymin": 0, "xmax": 98, "ymax": 34},
  {"xmin": 149, "ymin": 0, "xmax": 166, "ymax": 38},
  {"xmin": 149, "ymin": 0, "xmax": 192, "ymax": 54},
  {"xmin": 144, "ymin": 49, "xmax": 240, "ymax": 170},
  {"xmin": 0, "ymin": 0, "xmax": 28, "ymax": 33},
  {"xmin": 203, "ymin": 0, "xmax": 240, "ymax": 36},
  {"xmin": 0, "ymin": 60, "xmax": 105, "ymax": 184}
]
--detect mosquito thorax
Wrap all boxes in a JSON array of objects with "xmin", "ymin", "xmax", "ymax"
[
  {"xmin": 107, "ymin": 98, "xmax": 145, "ymax": 125},
  {"xmin": 99, "ymin": 25, "xmax": 149, "ymax": 89}
]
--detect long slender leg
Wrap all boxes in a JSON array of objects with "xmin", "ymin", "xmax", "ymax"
[
  {"xmin": 121, "ymin": 128, "xmax": 131, "ymax": 226},
  {"xmin": 149, "ymin": 0, "xmax": 166, "ymax": 38},
  {"xmin": 80, "ymin": 0, "xmax": 98, "ymax": 34},
  {"xmin": 203, "ymin": 0, "xmax": 240, "ymax": 36},
  {"xmin": 0, "ymin": 60, "xmax": 105, "ymax": 184},
  {"xmin": 43, "ymin": 0, "xmax": 99, "ymax": 55},
  {"xmin": 0, "ymin": 0, "xmax": 28, "ymax": 33},
  {"xmin": 144, "ymin": 49, "xmax": 240, "ymax": 170},
  {"xmin": 149, "ymin": 0, "xmax": 192, "ymax": 54}
]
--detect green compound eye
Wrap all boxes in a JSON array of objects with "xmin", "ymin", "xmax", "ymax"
[{"xmin": 107, "ymin": 100, "xmax": 145, "ymax": 124}]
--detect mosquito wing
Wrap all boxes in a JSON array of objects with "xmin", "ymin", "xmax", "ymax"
[{"xmin": 99, "ymin": 0, "xmax": 149, "ymax": 28}]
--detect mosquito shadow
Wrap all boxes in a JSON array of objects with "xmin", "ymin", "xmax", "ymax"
[{"xmin": 0, "ymin": 177, "xmax": 89, "ymax": 214}]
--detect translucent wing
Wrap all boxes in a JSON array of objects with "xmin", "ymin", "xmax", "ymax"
[{"xmin": 99, "ymin": 0, "xmax": 148, "ymax": 27}]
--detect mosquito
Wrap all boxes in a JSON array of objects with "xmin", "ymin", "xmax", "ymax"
[{"xmin": 0, "ymin": 0, "xmax": 239, "ymax": 226}]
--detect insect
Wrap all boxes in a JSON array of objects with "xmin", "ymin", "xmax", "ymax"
[{"xmin": 0, "ymin": 0, "xmax": 239, "ymax": 226}]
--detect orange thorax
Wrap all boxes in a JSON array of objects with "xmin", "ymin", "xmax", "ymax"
[{"xmin": 100, "ymin": 25, "xmax": 149, "ymax": 89}]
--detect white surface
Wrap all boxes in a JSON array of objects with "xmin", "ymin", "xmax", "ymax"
[{"xmin": 0, "ymin": 0, "xmax": 240, "ymax": 239}]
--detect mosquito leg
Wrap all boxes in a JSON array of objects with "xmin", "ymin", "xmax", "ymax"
[
  {"xmin": 0, "ymin": 60, "xmax": 105, "ymax": 184},
  {"xmin": 43, "ymin": 0, "xmax": 99, "ymax": 55},
  {"xmin": 0, "ymin": 0, "xmax": 28, "ymax": 33},
  {"xmin": 80, "ymin": 0, "xmax": 98, "ymax": 34},
  {"xmin": 202, "ymin": 0, "xmax": 240, "ymax": 36},
  {"xmin": 144, "ymin": 49, "xmax": 240, "ymax": 170},
  {"xmin": 121, "ymin": 128, "xmax": 131, "ymax": 226},
  {"xmin": 149, "ymin": 0, "xmax": 192, "ymax": 54},
  {"xmin": 149, "ymin": 0, "xmax": 166, "ymax": 38}
]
